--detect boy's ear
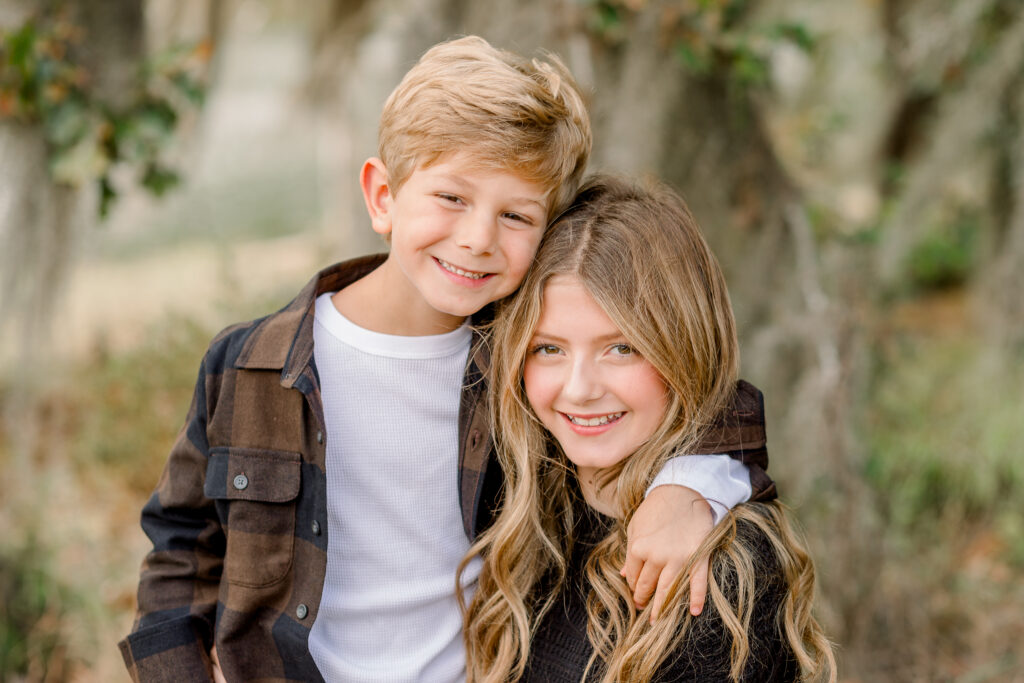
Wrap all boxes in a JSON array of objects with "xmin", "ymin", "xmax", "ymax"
[{"xmin": 360, "ymin": 157, "xmax": 393, "ymax": 236}]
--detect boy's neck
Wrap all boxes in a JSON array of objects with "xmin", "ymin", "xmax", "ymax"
[{"xmin": 331, "ymin": 263, "xmax": 468, "ymax": 336}]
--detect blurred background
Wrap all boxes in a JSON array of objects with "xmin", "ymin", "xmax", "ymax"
[{"xmin": 1, "ymin": 0, "xmax": 1022, "ymax": 680}]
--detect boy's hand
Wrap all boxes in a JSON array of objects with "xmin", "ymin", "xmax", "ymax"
[
  {"xmin": 211, "ymin": 644, "xmax": 227, "ymax": 683},
  {"xmin": 622, "ymin": 484, "xmax": 713, "ymax": 621}
]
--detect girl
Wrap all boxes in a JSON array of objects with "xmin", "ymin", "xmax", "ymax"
[{"xmin": 459, "ymin": 177, "xmax": 835, "ymax": 682}]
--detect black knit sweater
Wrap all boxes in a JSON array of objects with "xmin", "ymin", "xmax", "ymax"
[{"xmin": 522, "ymin": 504, "xmax": 799, "ymax": 682}]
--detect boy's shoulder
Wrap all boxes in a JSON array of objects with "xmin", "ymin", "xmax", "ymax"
[{"xmin": 202, "ymin": 254, "xmax": 389, "ymax": 375}]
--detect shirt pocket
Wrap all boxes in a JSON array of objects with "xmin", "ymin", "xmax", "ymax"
[{"xmin": 205, "ymin": 446, "xmax": 301, "ymax": 588}]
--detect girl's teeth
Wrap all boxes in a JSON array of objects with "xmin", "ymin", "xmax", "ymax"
[
  {"xmin": 567, "ymin": 412, "xmax": 623, "ymax": 427},
  {"xmin": 438, "ymin": 258, "xmax": 487, "ymax": 279}
]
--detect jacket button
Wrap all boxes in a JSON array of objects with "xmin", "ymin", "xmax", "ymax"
[
  {"xmin": 296, "ymin": 603, "xmax": 308, "ymax": 619},
  {"xmin": 470, "ymin": 430, "xmax": 481, "ymax": 449},
  {"xmin": 317, "ymin": 431, "xmax": 324, "ymax": 444},
  {"xmin": 232, "ymin": 474, "xmax": 249, "ymax": 491},
  {"xmin": 311, "ymin": 520, "xmax": 321, "ymax": 536}
]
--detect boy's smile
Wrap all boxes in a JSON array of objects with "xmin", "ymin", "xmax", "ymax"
[{"xmin": 347, "ymin": 153, "xmax": 549, "ymax": 336}]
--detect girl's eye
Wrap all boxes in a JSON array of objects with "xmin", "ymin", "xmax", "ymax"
[
  {"xmin": 610, "ymin": 344, "xmax": 635, "ymax": 356},
  {"xmin": 531, "ymin": 344, "xmax": 562, "ymax": 356}
]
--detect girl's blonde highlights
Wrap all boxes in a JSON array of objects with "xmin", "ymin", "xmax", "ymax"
[{"xmin": 459, "ymin": 176, "xmax": 836, "ymax": 682}]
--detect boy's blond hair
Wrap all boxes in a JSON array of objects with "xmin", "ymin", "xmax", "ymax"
[{"xmin": 378, "ymin": 35, "xmax": 592, "ymax": 219}]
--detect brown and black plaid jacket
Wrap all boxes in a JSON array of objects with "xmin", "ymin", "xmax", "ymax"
[{"xmin": 118, "ymin": 255, "xmax": 774, "ymax": 682}]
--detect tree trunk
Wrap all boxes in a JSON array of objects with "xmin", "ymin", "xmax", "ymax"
[{"xmin": 0, "ymin": 0, "xmax": 144, "ymax": 371}]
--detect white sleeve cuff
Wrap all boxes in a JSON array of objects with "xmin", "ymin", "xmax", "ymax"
[{"xmin": 645, "ymin": 455, "xmax": 753, "ymax": 525}]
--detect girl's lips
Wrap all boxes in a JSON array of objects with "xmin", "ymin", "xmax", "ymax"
[
  {"xmin": 560, "ymin": 411, "xmax": 625, "ymax": 435},
  {"xmin": 434, "ymin": 257, "xmax": 495, "ymax": 287}
]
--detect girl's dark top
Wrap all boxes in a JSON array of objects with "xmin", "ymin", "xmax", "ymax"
[{"xmin": 522, "ymin": 501, "xmax": 799, "ymax": 682}]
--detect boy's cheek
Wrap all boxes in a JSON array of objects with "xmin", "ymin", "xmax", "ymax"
[{"xmin": 505, "ymin": 234, "xmax": 546, "ymax": 289}]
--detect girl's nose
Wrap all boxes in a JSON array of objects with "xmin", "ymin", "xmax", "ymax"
[{"xmin": 561, "ymin": 358, "xmax": 604, "ymax": 404}]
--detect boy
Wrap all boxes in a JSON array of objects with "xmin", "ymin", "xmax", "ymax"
[{"xmin": 119, "ymin": 36, "xmax": 774, "ymax": 682}]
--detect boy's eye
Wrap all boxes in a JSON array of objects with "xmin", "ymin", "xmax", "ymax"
[
  {"xmin": 502, "ymin": 211, "xmax": 533, "ymax": 226},
  {"xmin": 437, "ymin": 193, "xmax": 464, "ymax": 205}
]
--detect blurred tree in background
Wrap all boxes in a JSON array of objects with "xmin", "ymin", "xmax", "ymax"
[
  {"xmin": 1, "ymin": 0, "xmax": 1023, "ymax": 680},
  {"xmin": 0, "ymin": 0, "xmax": 213, "ymax": 365}
]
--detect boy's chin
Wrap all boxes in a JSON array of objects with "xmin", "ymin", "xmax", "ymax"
[{"xmin": 429, "ymin": 293, "xmax": 505, "ymax": 319}]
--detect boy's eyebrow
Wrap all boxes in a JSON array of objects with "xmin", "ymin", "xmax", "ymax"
[
  {"xmin": 509, "ymin": 196, "xmax": 547, "ymax": 210},
  {"xmin": 433, "ymin": 172, "xmax": 547, "ymax": 209}
]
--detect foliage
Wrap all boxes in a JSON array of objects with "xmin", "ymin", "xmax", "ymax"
[
  {"xmin": 583, "ymin": 0, "xmax": 814, "ymax": 88},
  {"xmin": 866, "ymin": 330, "xmax": 1024, "ymax": 544},
  {"xmin": 0, "ymin": 8, "xmax": 209, "ymax": 217},
  {"xmin": 905, "ymin": 210, "xmax": 980, "ymax": 291},
  {"xmin": 0, "ymin": 535, "xmax": 78, "ymax": 679},
  {"xmin": 62, "ymin": 315, "xmax": 213, "ymax": 493}
]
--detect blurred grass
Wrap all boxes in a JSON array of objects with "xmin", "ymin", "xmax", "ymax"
[
  {"xmin": 62, "ymin": 315, "xmax": 213, "ymax": 494},
  {"xmin": 868, "ymin": 333, "xmax": 1024, "ymax": 539},
  {"xmin": 0, "ymin": 534, "xmax": 79, "ymax": 681},
  {"xmin": 853, "ymin": 294, "xmax": 1024, "ymax": 679}
]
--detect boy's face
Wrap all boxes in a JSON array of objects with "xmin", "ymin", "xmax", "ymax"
[{"xmin": 366, "ymin": 153, "xmax": 550, "ymax": 333}]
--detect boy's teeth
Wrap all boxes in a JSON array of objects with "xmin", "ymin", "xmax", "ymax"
[
  {"xmin": 566, "ymin": 412, "xmax": 623, "ymax": 427},
  {"xmin": 438, "ymin": 258, "xmax": 487, "ymax": 279}
]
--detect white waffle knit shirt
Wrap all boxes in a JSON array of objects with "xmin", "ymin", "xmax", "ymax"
[{"xmin": 308, "ymin": 293, "xmax": 478, "ymax": 682}]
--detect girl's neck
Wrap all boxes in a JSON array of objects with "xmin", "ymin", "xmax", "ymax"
[{"xmin": 576, "ymin": 466, "xmax": 621, "ymax": 518}]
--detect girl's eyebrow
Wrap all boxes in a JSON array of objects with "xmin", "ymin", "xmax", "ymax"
[{"xmin": 530, "ymin": 330, "xmax": 627, "ymax": 345}]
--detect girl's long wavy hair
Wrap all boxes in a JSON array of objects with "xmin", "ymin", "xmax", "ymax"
[{"xmin": 458, "ymin": 176, "xmax": 836, "ymax": 682}]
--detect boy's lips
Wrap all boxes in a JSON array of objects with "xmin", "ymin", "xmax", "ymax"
[{"xmin": 434, "ymin": 257, "xmax": 494, "ymax": 284}]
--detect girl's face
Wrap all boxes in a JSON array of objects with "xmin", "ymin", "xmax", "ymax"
[{"xmin": 523, "ymin": 276, "xmax": 670, "ymax": 475}]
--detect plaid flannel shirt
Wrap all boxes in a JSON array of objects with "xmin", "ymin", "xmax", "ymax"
[{"xmin": 118, "ymin": 254, "xmax": 775, "ymax": 682}]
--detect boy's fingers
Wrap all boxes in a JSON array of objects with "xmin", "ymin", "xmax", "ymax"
[
  {"xmin": 632, "ymin": 560, "xmax": 662, "ymax": 608},
  {"xmin": 648, "ymin": 562, "xmax": 682, "ymax": 622},
  {"xmin": 210, "ymin": 645, "xmax": 227, "ymax": 683},
  {"xmin": 621, "ymin": 552, "xmax": 644, "ymax": 592},
  {"xmin": 688, "ymin": 555, "xmax": 710, "ymax": 617}
]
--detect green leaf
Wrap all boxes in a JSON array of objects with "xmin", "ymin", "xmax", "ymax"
[
  {"xmin": 5, "ymin": 21, "xmax": 37, "ymax": 73},
  {"xmin": 44, "ymin": 98, "xmax": 89, "ymax": 147},
  {"xmin": 772, "ymin": 22, "xmax": 816, "ymax": 53},
  {"xmin": 730, "ymin": 47, "xmax": 768, "ymax": 86},
  {"xmin": 141, "ymin": 163, "xmax": 180, "ymax": 197},
  {"xmin": 675, "ymin": 41, "xmax": 712, "ymax": 75},
  {"xmin": 99, "ymin": 176, "xmax": 117, "ymax": 218},
  {"xmin": 170, "ymin": 72, "xmax": 205, "ymax": 105}
]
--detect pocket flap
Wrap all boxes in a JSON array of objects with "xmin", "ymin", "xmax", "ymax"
[{"xmin": 204, "ymin": 447, "xmax": 301, "ymax": 503}]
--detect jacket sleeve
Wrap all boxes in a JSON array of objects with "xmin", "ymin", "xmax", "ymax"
[
  {"xmin": 118, "ymin": 350, "xmax": 223, "ymax": 682},
  {"xmin": 691, "ymin": 379, "xmax": 776, "ymax": 501}
]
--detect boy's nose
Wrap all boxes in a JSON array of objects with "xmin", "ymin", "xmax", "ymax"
[{"xmin": 454, "ymin": 214, "xmax": 497, "ymax": 255}]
